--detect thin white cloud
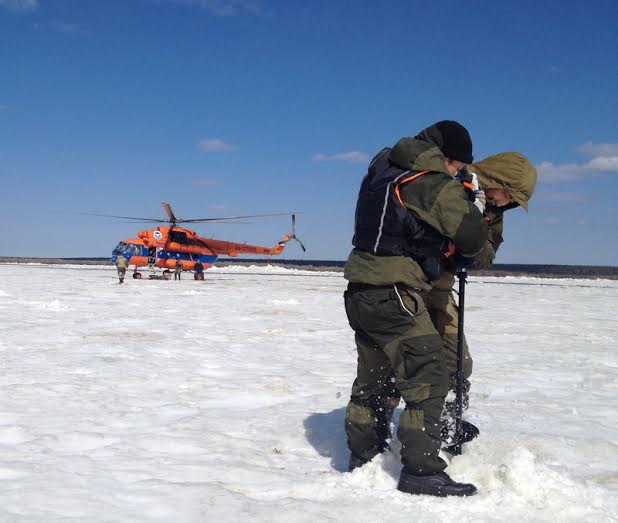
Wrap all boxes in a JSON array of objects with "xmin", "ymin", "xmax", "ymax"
[
  {"xmin": 587, "ymin": 156, "xmax": 618, "ymax": 171},
  {"xmin": 312, "ymin": 151, "xmax": 369, "ymax": 164},
  {"xmin": 577, "ymin": 142, "xmax": 618, "ymax": 157},
  {"xmin": 537, "ymin": 142, "xmax": 618, "ymax": 183},
  {"xmin": 0, "ymin": 0, "xmax": 37, "ymax": 12},
  {"xmin": 543, "ymin": 217, "xmax": 561, "ymax": 225},
  {"xmin": 157, "ymin": 0, "xmax": 262, "ymax": 16},
  {"xmin": 197, "ymin": 139, "xmax": 239, "ymax": 152}
]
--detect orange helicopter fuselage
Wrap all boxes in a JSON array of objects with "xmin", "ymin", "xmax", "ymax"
[{"xmin": 111, "ymin": 226, "xmax": 293, "ymax": 271}]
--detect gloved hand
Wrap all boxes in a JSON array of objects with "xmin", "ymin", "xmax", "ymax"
[
  {"xmin": 474, "ymin": 188, "xmax": 486, "ymax": 214},
  {"xmin": 456, "ymin": 167, "xmax": 485, "ymax": 213},
  {"xmin": 468, "ymin": 171, "xmax": 486, "ymax": 214},
  {"xmin": 445, "ymin": 251, "xmax": 476, "ymax": 272}
]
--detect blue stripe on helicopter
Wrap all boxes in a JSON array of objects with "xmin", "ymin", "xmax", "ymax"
[
  {"xmin": 112, "ymin": 243, "xmax": 217, "ymax": 264},
  {"xmin": 158, "ymin": 250, "xmax": 218, "ymax": 264}
]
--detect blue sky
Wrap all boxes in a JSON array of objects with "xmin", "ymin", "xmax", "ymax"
[{"xmin": 1, "ymin": 0, "xmax": 616, "ymax": 265}]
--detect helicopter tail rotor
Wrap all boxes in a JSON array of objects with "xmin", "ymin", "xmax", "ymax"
[{"xmin": 290, "ymin": 214, "xmax": 306, "ymax": 252}]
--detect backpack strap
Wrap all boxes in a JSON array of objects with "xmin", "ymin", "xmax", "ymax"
[{"xmin": 394, "ymin": 171, "xmax": 430, "ymax": 206}]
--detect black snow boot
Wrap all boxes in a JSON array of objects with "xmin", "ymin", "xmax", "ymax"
[
  {"xmin": 348, "ymin": 453, "xmax": 369, "ymax": 472},
  {"xmin": 397, "ymin": 469, "xmax": 477, "ymax": 497}
]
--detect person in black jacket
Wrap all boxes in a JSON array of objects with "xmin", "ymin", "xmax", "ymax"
[
  {"xmin": 193, "ymin": 260, "xmax": 204, "ymax": 280},
  {"xmin": 343, "ymin": 121, "xmax": 488, "ymax": 497}
]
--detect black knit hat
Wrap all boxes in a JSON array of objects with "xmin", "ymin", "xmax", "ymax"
[{"xmin": 434, "ymin": 120, "xmax": 473, "ymax": 163}]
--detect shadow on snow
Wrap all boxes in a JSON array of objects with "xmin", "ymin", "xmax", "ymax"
[{"xmin": 303, "ymin": 407, "xmax": 349, "ymax": 472}]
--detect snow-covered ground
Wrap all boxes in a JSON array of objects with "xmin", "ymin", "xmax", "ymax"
[{"xmin": 0, "ymin": 263, "xmax": 616, "ymax": 522}]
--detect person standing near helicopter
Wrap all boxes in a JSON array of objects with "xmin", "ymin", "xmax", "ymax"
[
  {"xmin": 115, "ymin": 254, "xmax": 129, "ymax": 284},
  {"xmin": 193, "ymin": 260, "xmax": 204, "ymax": 280},
  {"xmin": 174, "ymin": 259, "xmax": 183, "ymax": 280}
]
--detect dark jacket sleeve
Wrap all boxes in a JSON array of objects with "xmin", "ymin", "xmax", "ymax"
[
  {"xmin": 451, "ymin": 206, "xmax": 489, "ymax": 257},
  {"xmin": 401, "ymin": 175, "xmax": 488, "ymax": 257},
  {"xmin": 431, "ymin": 179, "xmax": 488, "ymax": 257},
  {"xmin": 471, "ymin": 214, "xmax": 504, "ymax": 269}
]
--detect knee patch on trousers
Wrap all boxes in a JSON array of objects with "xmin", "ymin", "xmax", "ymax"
[
  {"xmin": 345, "ymin": 401, "xmax": 381, "ymax": 461},
  {"xmin": 346, "ymin": 401, "xmax": 376, "ymax": 430},
  {"xmin": 346, "ymin": 396, "xmax": 396, "ymax": 459},
  {"xmin": 403, "ymin": 407, "xmax": 425, "ymax": 430}
]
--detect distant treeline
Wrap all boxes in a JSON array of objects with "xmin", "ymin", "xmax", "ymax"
[
  {"xmin": 218, "ymin": 259, "xmax": 618, "ymax": 279},
  {"xmin": 1, "ymin": 256, "xmax": 617, "ymax": 279},
  {"xmin": 215, "ymin": 259, "xmax": 618, "ymax": 278}
]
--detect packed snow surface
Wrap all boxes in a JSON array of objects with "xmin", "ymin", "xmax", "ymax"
[{"xmin": 0, "ymin": 263, "xmax": 616, "ymax": 522}]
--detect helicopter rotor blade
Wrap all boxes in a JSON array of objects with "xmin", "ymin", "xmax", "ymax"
[
  {"xmin": 162, "ymin": 202, "xmax": 177, "ymax": 224},
  {"xmin": 294, "ymin": 236, "xmax": 306, "ymax": 252},
  {"xmin": 73, "ymin": 212, "xmax": 164, "ymax": 222},
  {"xmin": 193, "ymin": 220, "xmax": 254, "ymax": 225},
  {"xmin": 180, "ymin": 211, "xmax": 302, "ymax": 223}
]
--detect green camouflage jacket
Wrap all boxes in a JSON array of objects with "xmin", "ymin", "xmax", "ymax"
[{"xmin": 345, "ymin": 127, "xmax": 488, "ymax": 289}]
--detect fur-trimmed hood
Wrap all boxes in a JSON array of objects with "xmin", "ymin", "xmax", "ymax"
[{"xmin": 469, "ymin": 152, "xmax": 537, "ymax": 210}]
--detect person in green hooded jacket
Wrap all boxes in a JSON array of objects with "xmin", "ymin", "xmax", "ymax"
[
  {"xmin": 343, "ymin": 121, "xmax": 488, "ymax": 497},
  {"xmin": 425, "ymin": 152, "xmax": 538, "ymax": 445}
]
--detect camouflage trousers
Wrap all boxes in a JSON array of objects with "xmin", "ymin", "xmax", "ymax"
[
  {"xmin": 423, "ymin": 272, "xmax": 473, "ymax": 443},
  {"xmin": 344, "ymin": 283, "xmax": 448, "ymax": 475},
  {"xmin": 424, "ymin": 272, "xmax": 472, "ymax": 401}
]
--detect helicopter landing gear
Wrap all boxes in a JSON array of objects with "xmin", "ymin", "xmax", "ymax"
[
  {"xmin": 133, "ymin": 272, "xmax": 142, "ymax": 279},
  {"xmin": 162, "ymin": 270, "xmax": 172, "ymax": 280}
]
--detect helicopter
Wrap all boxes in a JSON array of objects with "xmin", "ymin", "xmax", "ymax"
[{"xmin": 82, "ymin": 203, "xmax": 305, "ymax": 280}]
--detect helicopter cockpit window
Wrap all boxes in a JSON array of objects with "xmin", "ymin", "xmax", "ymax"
[
  {"xmin": 113, "ymin": 242, "xmax": 140, "ymax": 256},
  {"xmin": 169, "ymin": 230, "xmax": 189, "ymax": 244}
]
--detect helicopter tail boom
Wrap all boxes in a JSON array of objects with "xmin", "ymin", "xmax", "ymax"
[{"xmin": 197, "ymin": 233, "xmax": 295, "ymax": 257}]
